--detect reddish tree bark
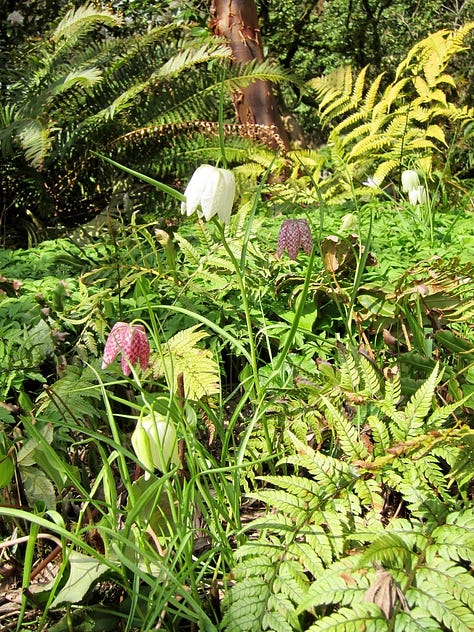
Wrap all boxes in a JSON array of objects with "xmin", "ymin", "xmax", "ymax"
[{"xmin": 210, "ymin": 0, "xmax": 290, "ymax": 151}]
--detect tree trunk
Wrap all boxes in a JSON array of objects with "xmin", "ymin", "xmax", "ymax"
[{"xmin": 210, "ymin": 0, "xmax": 290, "ymax": 151}]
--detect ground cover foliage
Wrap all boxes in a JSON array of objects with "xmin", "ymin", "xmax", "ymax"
[{"xmin": 0, "ymin": 3, "xmax": 474, "ymax": 632}]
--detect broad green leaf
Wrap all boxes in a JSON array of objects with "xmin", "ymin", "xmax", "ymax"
[
  {"xmin": 0, "ymin": 452, "xmax": 14, "ymax": 487},
  {"xmin": 51, "ymin": 552, "xmax": 111, "ymax": 607},
  {"xmin": 20, "ymin": 465, "xmax": 56, "ymax": 510}
]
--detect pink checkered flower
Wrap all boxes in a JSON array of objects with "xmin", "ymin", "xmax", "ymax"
[
  {"xmin": 277, "ymin": 219, "xmax": 313, "ymax": 260},
  {"xmin": 101, "ymin": 322, "xmax": 150, "ymax": 376}
]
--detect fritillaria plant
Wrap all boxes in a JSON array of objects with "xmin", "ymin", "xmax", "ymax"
[
  {"xmin": 131, "ymin": 413, "xmax": 179, "ymax": 479},
  {"xmin": 277, "ymin": 219, "xmax": 313, "ymax": 260},
  {"xmin": 401, "ymin": 169, "xmax": 427, "ymax": 206},
  {"xmin": 102, "ymin": 322, "xmax": 150, "ymax": 376},
  {"xmin": 181, "ymin": 164, "xmax": 236, "ymax": 224}
]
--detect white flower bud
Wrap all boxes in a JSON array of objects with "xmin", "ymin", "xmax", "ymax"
[{"xmin": 131, "ymin": 413, "xmax": 179, "ymax": 478}]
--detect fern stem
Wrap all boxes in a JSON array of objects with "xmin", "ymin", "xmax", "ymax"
[{"xmin": 346, "ymin": 204, "xmax": 374, "ymax": 336}]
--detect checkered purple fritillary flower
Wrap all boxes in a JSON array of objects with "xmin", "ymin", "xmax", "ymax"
[
  {"xmin": 277, "ymin": 219, "xmax": 313, "ymax": 260},
  {"xmin": 102, "ymin": 322, "xmax": 150, "ymax": 376}
]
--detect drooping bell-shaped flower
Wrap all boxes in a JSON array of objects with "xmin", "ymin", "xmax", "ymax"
[
  {"xmin": 102, "ymin": 322, "xmax": 150, "ymax": 376},
  {"xmin": 131, "ymin": 413, "xmax": 179, "ymax": 478},
  {"xmin": 401, "ymin": 169, "xmax": 427, "ymax": 205},
  {"xmin": 401, "ymin": 169, "xmax": 420, "ymax": 192},
  {"xmin": 409, "ymin": 185, "xmax": 427, "ymax": 205},
  {"xmin": 181, "ymin": 164, "xmax": 236, "ymax": 224},
  {"xmin": 277, "ymin": 219, "xmax": 313, "ymax": 260}
]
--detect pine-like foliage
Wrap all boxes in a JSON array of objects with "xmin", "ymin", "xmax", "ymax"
[
  {"xmin": 222, "ymin": 357, "xmax": 474, "ymax": 631},
  {"xmin": 0, "ymin": 4, "xmax": 293, "ymax": 243},
  {"xmin": 296, "ymin": 23, "xmax": 474, "ymax": 202}
]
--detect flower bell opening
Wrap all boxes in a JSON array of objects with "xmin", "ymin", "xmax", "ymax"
[{"xmin": 102, "ymin": 322, "xmax": 150, "ymax": 376}]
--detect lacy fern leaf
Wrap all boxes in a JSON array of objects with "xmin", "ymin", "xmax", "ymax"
[
  {"xmin": 224, "ymin": 353, "xmax": 473, "ymax": 631},
  {"xmin": 151, "ymin": 324, "xmax": 220, "ymax": 401},
  {"xmin": 303, "ymin": 24, "xmax": 474, "ymax": 199}
]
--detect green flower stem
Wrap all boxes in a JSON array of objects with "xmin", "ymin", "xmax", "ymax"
[
  {"xmin": 88, "ymin": 364, "xmax": 136, "ymax": 507},
  {"xmin": 215, "ymin": 220, "xmax": 262, "ymax": 400},
  {"xmin": 265, "ymin": 245, "xmax": 316, "ymax": 380}
]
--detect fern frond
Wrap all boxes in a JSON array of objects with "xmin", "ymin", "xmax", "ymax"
[
  {"xmin": 59, "ymin": 67, "xmax": 103, "ymax": 92},
  {"xmin": 432, "ymin": 510, "xmax": 474, "ymax": 563},
  {"xmin": 174, "ymin": 233, "xmax": 202, "ymax": 265},
  {"xmin": 225, "ymin": 58, "xmax": 298, "ymax": 92},
  {"xmin": 361, "ymin": 73, "xmax": 388, "ymax": 115},
  {"xmin": 417, "ymin": 559, "xmax": 474, "ymax": 611},
  {"xmin": 303, "ymin": 24, "xmax": 474, "ymax": 202},
  {"xmin": 358, "ymin": 357, "xmax": 381, "ymax": 397},
  {"xmin": 307, "ymin": 603, "xmax": 384, "ymax": 631},
  {"xmin": 359, "ymin": 531, "xmax": 417, "ymax": 570},
  {"xmin": 410, "ymin": 586, "xmax": 474, "ymax": 632},
  {"xmin": 380, "ymin": 78, "xmax": 410, "ymax": 112},
  {"xmin": 284, "ymin": 432, "xmax": 357, "ymax": 494},
  {"xmin": 222, "ymin": 572, "xmax": 273, "ymax": 632},
  {"xmin": 332, "ymin": 111, "xmax": 367, "ymax": 137},
  {"xmin": 320, "ymin": 95, "xmax": 354, "ymax": 127},
  {"xmin": 396, "ymin": 465, "xmax": 447, "ymax": 522},
  {"xmin": 398, "ymin": 363, "xmax": 440, "ymax": 440},
  {"xmin": 249, "ymin": 486, "xmax": 309, "ymax": 527},
  {"xmin": 52, "ymin": 4, "xmax": 122, "ymax": 51},
  {"xmin": 353, "ymin": 478, "xmax": 384, "ymax": 519},
  {"xmin": 351, "ymin": 66, "xmax": 369, "ymax": 105},
  {"xmin": 34, "ymin": 365, "xmax": 103, "ymax": 424},
  {"xmin": 19, "ymin": 121, "xmax": 52, "ymax": 169},
  {"xmin": 338, "ymin": 352, "xmax": 360, "ymax": 392},
  {"xmin": 156, "ymin": 42, "xmax": 230, "ymax": 78},
  {"xmin": 222, "ymin": 546, "xmax": 308, "ymax": 632},
  {"xmin": 348, "ymin": 134, "xmax": 392, "ymax": 160},
  {"xmin": 372, "ymin": 159, "xmax": 399, "ymax": 186},
  {"xmin": 297, "ymin": 554, "xmax": 367, "ymax": 612},
  {"xmin": 321, "ymin": 396, "xmax": 369, "ymax": 461},
  {"xmin": 151, "ymin": 324, "xmax": 220, "ymax": 400},
  {"xmin": 367, "ymin": 415, "xmax": 391, "ymax": 457}
]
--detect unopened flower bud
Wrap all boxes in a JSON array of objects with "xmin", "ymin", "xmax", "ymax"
[{"xmin": 131, "ymin": 413, "xmax": 179, "ymax": 477}]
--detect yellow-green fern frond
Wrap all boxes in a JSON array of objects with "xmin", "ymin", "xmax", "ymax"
[
  {"xmin": 395, "ymin": 22, "xmax": 474, "ymax": 86},
  {"xmin": 151, "ymin": 325, "xmax": 220, "ymax": 401},
  {"xmin": 301, "ymin": 24, "xmax": 474, "ymax": 195},
  {"xmin": 361, "ymin": 72, "xmax": 385, "ymax": 113},
  {"xmin": 372, "ymin": 159, "xmax": 399, "ymax": 186},
  {"xmin": 351, "ymin": 65, "xmax": 369, "ymax": 104},
  {"xmin": 348, "ymin": 134, "xmax": 392, "ymax": 160},
  {"xmin": 380, "ymin": 78, "xmax": 410, "ymax": 112}
]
